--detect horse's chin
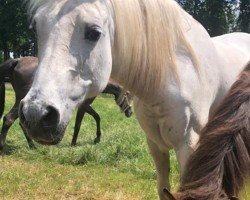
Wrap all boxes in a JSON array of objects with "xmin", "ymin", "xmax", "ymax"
[{"xmin": 26, "ymin": 123, "xmax": 66, "ymax": 145}]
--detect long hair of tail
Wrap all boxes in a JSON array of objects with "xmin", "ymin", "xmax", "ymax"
[
  {"xmin": 179, "ymin": 62, "xmax": 250, "ymax": 200},
  {"xmin": 0, "ymin": 59, "xmax": 19, "ymax": 118}
]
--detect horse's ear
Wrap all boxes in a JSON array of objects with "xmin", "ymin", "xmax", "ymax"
[{"xmin": 163, "ymin": 188, "xmax": 177, "ymax": 200}]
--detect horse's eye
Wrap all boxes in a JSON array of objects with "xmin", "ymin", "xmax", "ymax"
[{"xmin": 85, "ymin": 26, "xmax": 101, "ymax": 42}]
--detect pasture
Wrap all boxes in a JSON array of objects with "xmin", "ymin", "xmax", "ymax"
[
  {"xmin": 0, "ymin": 84, "xmax": 179, "ymax": 199},
  {"xmin": 0, "ymin": 85, "xmax": 249, "ymax": 200}
]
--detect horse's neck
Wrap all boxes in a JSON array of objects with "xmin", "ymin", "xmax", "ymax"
[
  {"xmin": 110, "ymin": 2, "xmax": 216, "ymax": 105},
  {"xmin": 180, "ymin": 13, "xmax": 215, "ymax": 60},
  {"xmin": 102, "ymin": 83, "xmax": 122, "ymax": 101}
]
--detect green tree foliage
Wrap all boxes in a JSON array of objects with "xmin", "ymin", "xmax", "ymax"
[
  {"xmin": 0, "ymin": 51, "xmax": 3, "ymax": 63},
  {"xmin": 0, "ymin": 0, "xmax": 36, "ymax": 60},
  {"xmin": 177, "ymin": 0, "xmax": 238, "ymax": 36},
  {"xmin": 204, "ymin": 0, "xmax": 238, "ymax": 36},
  {"xmin": 178, "ymin": 0, "xmax": 206, "ymax": 22},
  {"xmin": 237, "ymin": 0, "xmax": 250, "ymax": 33},
  {"xmin": 0, "ymin": 0, "xmax": 249, "ymax": 62}
]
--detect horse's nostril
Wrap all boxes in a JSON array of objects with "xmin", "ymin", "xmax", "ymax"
[
  {"xmin": 41, "ymin": 106, "xmax": 60, "ymax": 129},
  {"xmin": 19, "ymin": 100, "xmax": 60, "ymax": 130}
]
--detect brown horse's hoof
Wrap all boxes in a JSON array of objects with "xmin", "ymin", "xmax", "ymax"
[
  {"xmin": 0, "ymin": 136, "xmax": 5, "ymax": 151},
  {"xmin": 94, "ymin": 137, "xmax": 100, "ymax": 144},
  {"xmin": 28, "ymin": 143, "xmax": 36, "ymax": 150},
  {"xmin": 71, "ymin": 142, "xmax": 77, "ymax": 147}
]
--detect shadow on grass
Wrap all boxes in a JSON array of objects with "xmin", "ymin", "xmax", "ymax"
[
  {"xmin": 0, "ymin": 143, "xmax": 19, "ymax": 156},
  {"xmin": 60, "ymin": 139, "xmax": 98, "ymax": 148},
  {"xmin": 0, "ymin": 142, "xmax": 37, "ymax": 156}
]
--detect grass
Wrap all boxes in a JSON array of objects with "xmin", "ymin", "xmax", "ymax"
[{"xmin": 0, "ymin": 84, "xmax": 249, "ymax": 200}]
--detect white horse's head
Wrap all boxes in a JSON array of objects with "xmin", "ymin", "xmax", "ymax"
[{"xmin": 20, "ymin": 0, "xmax": 114, "ymax": 144}]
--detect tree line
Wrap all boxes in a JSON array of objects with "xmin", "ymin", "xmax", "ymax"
[
  {"xmin": 0, "ymin": 0, "xmax": 37, "ymax": 62},
  {"xmin": 178, "ymin": 0, "xmax": 249, "ymax": 36},
  {"xmin": 0, "ymin": 0, "xmax": 249, "ymax": 62}
]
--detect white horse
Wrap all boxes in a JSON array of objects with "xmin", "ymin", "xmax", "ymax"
[{"xmin": 20, "ymin": 0, "xmax": 250, "ymax": 199}]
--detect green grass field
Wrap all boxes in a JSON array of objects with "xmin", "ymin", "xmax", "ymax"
[{"xmin": 0, "ymin": 85, "xmax": 249, "ymax": 200}]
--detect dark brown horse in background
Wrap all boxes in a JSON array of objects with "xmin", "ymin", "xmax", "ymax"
[
  {"xmin": 0, "ymin": 57, "xmax": 133, "ymax": 150},
  {"xmin": 163, "ymin": 62, "xmax": 250, "ymax": 200}
]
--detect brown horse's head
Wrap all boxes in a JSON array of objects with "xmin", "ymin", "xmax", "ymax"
[{"xmin": 116, "ymin": 91, "xmax": 133, "ymax": 118}]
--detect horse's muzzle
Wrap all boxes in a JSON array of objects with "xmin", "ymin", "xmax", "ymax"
[
  {"xmin": 19, "ymin": 99, "xmax": 63, "ymax": 145},
  {"xmin": 124, "ymin": 107, "xmax": 133, "ymax": 117}
]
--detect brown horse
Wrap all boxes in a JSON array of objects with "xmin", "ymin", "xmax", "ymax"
[
  {"xmin": 0, "ymin": 57, "xmax": 133, "ymax": 150},
  {"xmin": 163, "ymin": 62, "xmax": 250, "ymax": 200}
]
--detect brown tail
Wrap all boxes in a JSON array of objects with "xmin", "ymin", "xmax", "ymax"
[
  {"xmin": 0, "ymin": 58, "xmax": 19, "ymax": 118},
  {"xmin": 179, "ymin": 62, "xmax": 250, "ymax": 199}
]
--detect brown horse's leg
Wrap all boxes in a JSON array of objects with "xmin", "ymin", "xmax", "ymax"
[
  {"xmin": 71, "ymin": 97, "xmax": 96, "ymax": 146},
  {"xmin": 85, "ymin": 105, "xmax": 101, "ymax": 144},
  {"xmin": 0, "ymin": 104, "xmax": 19, "ymax": 150},
  {"xmin": 19, "ymin": 122, "xmax": 35, "ymax": 149},
  {"xmin": 71, "ymin": 104, "xmax": 87, "ymax": 146}
]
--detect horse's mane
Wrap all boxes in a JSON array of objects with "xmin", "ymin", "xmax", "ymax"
[
  {"xmin": 176, "ymin": 62, "xmax": 250, "ymax": 200},
  {"xmin": 110, "ymin": 0, "xmax": 198, "ymax": 98}
]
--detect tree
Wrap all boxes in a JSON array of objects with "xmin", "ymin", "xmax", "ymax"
[
  {"xmin": 177, "ymin": 0, "xmax": 238, "ymax": 36},
  {"xmin": 0, "ymin": 51, "xmax": 3, "ymax": 63},
  {"xmin": 177, "ymin": 0, "xmax": 206, "ymax": 23},
  {"xmin": 237, "ymin": 0, "xmax": 250, "ymax": 33},
  {"xmin": 0, "ymin": 0, "xmax": 36, "ymax": 60},
  {"xmin": 204, "ymin": 0, "xmax": 236, "ymax": 36}
]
